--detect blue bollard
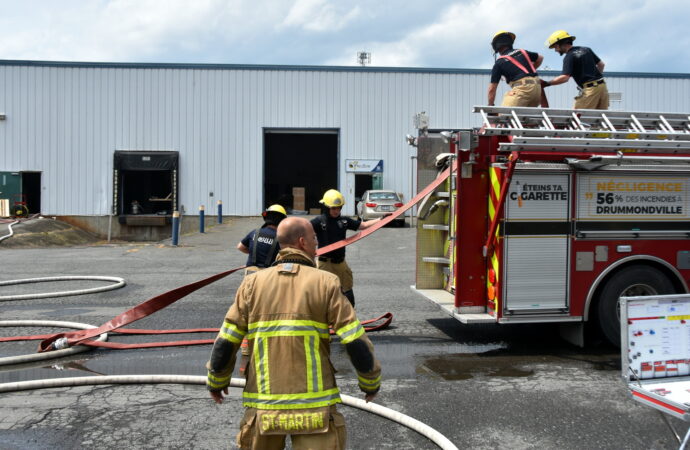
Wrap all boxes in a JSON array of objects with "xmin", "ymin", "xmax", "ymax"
[
  {"xmin": 172, "ymin": 211, "xmax": 180, "ymax": 246},
  {"xmin": 199, "ymin": 205, "xmax": 205, "ymax": 233},
  {"xmin": 217, "ymin": 200, "xmax": 223, "ymax": 224}
]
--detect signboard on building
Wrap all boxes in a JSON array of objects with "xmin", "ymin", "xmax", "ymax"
[{"xmin": 346, "ymin": 159, "xmax": 383, "ymax": 173}]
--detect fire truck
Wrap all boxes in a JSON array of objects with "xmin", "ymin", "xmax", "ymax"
[{"xmin": 411, "ymin": 106, "xmax": 690, "ymax": 346}]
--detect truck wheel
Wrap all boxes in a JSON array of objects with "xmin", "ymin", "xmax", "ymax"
[{"xmin": 597, "ymin": 266, "xmax": 675, "ymax": 347}]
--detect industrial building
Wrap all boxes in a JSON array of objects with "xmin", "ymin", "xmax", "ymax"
[{"xmin": 0, "ymin": 59, "xmax": 688, "ymax": 239}]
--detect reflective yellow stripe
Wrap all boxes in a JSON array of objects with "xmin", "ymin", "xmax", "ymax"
[
  {"xmin": 336, "ymin": 320, "xmax": 365, "ymax": 344},
  {"xmin": 249, "ymin": 319, "xmax": 329, "ymax": 332},
  {"xmin": 249, "ymin": 330, "xmax": 330, "ymax": 339},
  {"xmin": 490, "ymin": 167, "xmax": 501, "ymax": 200},
  {"xmin": 243, "ymin": 388, "xmax": 341, "ymax": 409},
  {"xmin": 254, "ymin": 337, "xmax": 271, "ymax": 394},
  {"xmin": 358, "ymin": 374, "xmax": 381, "ymax": 390},
  {"xmin": 304, "ymin": 336, "xmax": 314, "ymax": 392},
  {"xmin": 247, "ymin": 320, "xmax": 330, "ymax": 339},
  {"xmin": 303, "ymin": 335, "xmax": 323, "ymax": 393},
  {"xmin": 220, "ymin": 321, "xmax": 245, "ymax": 344},
  {"xmin": 207, "ymin": 372, "xmax": 230, "ymax": 389}
]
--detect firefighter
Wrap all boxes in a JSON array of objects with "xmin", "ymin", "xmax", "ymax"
[
  {"xmin": 310, "ymin": 189, "xmax": 382, "ymax": 307},
  {"xmin": 236, "ymin": 203, "xmax": 287, "ymax": 374},
  {"xmin": 237, "ymin": 204, "xmax": 287, "ymax": 272},
  {"xmin": 542, "ymin": 30, "xmax": 609, "ymax": 110},
  {"xmin": 207, "ymin": 216, "xmax": 381, "ymax": 450},
  {"xmin": 487, "ymin": 30, "xmax": 544, "ymax": 107}
]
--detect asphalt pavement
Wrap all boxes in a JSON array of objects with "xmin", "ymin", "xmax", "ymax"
[{"xmin": 0, "ymin": 217, "xmax": 687, "ymax": 449}]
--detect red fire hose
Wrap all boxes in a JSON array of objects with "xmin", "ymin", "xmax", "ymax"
[{"xmin": 9, "ymin": 164, "xmax": 452, "ymax": 354}]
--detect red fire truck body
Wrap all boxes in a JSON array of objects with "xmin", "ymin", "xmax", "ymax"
[{"xmin": 412, "ymin": 107, "xmax": 690, "ymax": 346}]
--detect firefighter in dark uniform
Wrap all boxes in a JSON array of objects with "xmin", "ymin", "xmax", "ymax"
[
  {"xmin": 310, "ymin": 189, "xmax": 381, "ymax": 308},
  {"xmin": 236, "ymin": 204, "xmax": 287, "ymax": 370},
  {"xmin": 207, "ymin": 217, "xmax": 381, "ymax": 450},
  {"xmin": 237, "ymin": 204, "xmax": 287, "ymax": 273},
  {"xmin": 487, "ymin": 30, "xmax": 544, "ymax": 107},
  {"xmin": 543, "ymin": 30, "xmax": 609, "ymax": 110}
]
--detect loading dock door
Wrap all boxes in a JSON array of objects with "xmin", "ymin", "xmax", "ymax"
[
  {"xmin": 114, "ymin": 151, "xmax": 178, "ymax": 224},
  {"xmin": 264, "ymin": 130, "xmax": 338, "ymax": 213}
]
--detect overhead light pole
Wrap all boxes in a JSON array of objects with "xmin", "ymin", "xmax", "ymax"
[{"xmin": 357, "ymin": 51, "xmax": 371, "ymax": 67}]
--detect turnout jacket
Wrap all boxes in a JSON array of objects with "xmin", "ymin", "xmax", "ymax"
[{"xmin": 206, "ymin": 247, "xmax": 381, "ymax": 410}]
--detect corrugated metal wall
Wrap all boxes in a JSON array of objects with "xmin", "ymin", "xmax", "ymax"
[{"xmin": 0, "ymin": 62, "xmax": 688, "ymax": 216}]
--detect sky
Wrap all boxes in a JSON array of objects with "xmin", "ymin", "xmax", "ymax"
[{"xmin": 0, "ymin": 0, "xmax": 688, "ymax": 74}]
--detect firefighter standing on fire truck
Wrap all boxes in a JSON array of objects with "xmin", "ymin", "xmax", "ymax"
[
  {"xmin": 207, "ymin": 217, "xmax": 381, "ymax": 449},
  {"xmin": 542, "ymin": 30, "xmax": 609, "ymax": 110},
  {"xmin": 311, "ymin": 189, "xmax": 381, "ymax": 307},
  {"xmin": 487, "ymin": 30, "xmax": 544, "ymax": 107}
]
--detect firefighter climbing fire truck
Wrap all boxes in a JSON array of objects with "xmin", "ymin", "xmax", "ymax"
[{"xmin": 411, "ymin": 106, "xmax": 690, "ymax": 346}]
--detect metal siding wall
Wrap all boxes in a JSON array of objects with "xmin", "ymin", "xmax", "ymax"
[{"xmin": 0, "ymin": 64, "xmax": 688, "ymax": 216}]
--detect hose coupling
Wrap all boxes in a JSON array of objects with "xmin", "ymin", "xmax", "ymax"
[{"xmin": 51, "ymin": 337, "xmax": 70, "ymax": 350}]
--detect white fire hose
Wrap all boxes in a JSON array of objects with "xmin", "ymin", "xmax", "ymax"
[
  {"xmin": 0, "ymin": 276, "xmax": 126, "ymax": 301},
  {"xmin": 0, "ymin": 220, "xmax": 19, "ymax": 243},
  {"xmin": 0, "ymin": 375, "xmax": 458, "ymax": 450}
]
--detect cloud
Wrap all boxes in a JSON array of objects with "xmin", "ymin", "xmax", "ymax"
[
  {"xmin": 0, "ymin": 0, "xmax": 686, "ymax": 72},
  {"xmin": 322, "ymin": 0, "xmax": 690, "ymax": 72},
  {"xmin": 281, "ymin": 0, "xmax": 361, "ymax": 32}
]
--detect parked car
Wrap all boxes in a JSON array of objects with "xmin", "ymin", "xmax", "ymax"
[{"xmin": 356, "ymin": 190, "xmax": 405, "ymax": 226}]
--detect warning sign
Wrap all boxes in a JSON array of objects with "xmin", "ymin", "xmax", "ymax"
[
  {"xmin": 577, "ymin": 174, "xmax": 690, "ymax": 220},
  {"xmin": 506, "ymin": 173, "xmax": 570, "ymax": 220}
]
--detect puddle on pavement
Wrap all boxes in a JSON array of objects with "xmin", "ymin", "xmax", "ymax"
[
  {"xmin": 419, "ymin": 354, "xmax": 535, "ymax": 380},
  {"xmin": 418, "ymin": 348, "xmax": 620, "ymax": 380}
]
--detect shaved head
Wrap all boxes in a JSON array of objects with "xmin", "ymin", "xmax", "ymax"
[
  {"xmin": 277, "ymin": 217, "xmax": 307, "ymax": 246},
  {"xmin": 277, "ymin": 217, "xmax": 317, "ymax": 259}
]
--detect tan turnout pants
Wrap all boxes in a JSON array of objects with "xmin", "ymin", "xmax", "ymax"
[
  {"xmin": 574, "ymin": 82, "xmax": 609, "ymax": 110},
  {"xmin": 502, "ymin": 78, "xmax": 542, "ymax": 107},
  {"xmin": 317, "ymin": 259, "xmax": 354, "ymax": 292}
]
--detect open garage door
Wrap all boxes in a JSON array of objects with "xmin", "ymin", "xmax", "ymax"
[
  {"xmin": 113, "ymin": 151, "xmax": 178, "ymax": 226},
  {"xmin": 264, "ymin": 130, "xmax": 338, "ymax": 214}
]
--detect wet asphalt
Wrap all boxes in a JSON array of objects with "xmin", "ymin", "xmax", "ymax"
[{"xmin": 0, "ymin": 217, "xmax": 687, "ymax": 449}]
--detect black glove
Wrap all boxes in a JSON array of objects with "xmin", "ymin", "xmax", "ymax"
[{"xmin": 381, "ymin": 213, "xmax": 392, "ymax": 220}]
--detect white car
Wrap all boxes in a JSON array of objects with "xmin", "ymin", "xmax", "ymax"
[{"xmin": 356, "ymin": 190, "xmax": 405, "ymax": 226}]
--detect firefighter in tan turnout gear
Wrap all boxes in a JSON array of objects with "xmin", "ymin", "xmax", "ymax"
[
  {"xmin": 207, "ymin": 216, "xmax": 381, "ymax": 450},
  {"xmin": 487, "ymin": 30, "xmax": 544, "ymax": 107}
]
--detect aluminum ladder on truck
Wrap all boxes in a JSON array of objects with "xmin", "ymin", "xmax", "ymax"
[{"xmin": 474, "ymin": 106, "xmax": 690, "ymax": 155}]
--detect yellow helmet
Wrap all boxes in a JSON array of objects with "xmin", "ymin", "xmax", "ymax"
[
  {"xmin": 264, "ymin": 204, "xmax": 287, "ymax": 216},
  {"xmin": 546, "ymin": 30, "xmax": 576, "ymax": 48},
  {"xmin": 491, "ymin": 30, "xmax": 516, "ymax": 52},
  {"xmin": 319, "ymin": 189, "xmax": 345, "ymax": 208}
]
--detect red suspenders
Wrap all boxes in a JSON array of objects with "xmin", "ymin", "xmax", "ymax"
[{"xmin": 498, "ymin": 49, "xmax": 536, "ymax": 74}]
